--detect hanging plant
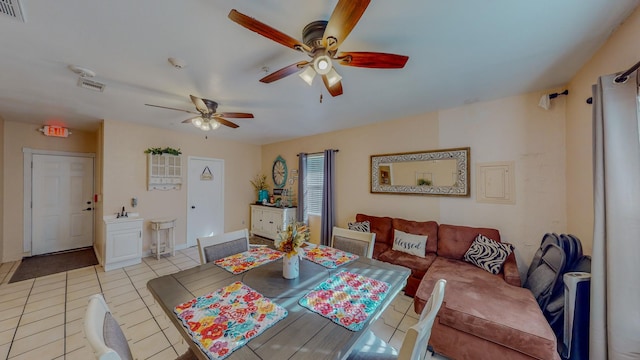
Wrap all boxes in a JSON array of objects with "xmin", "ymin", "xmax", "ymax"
[{"xmin": 144, "ymin": 147, "xmax": 182, "ymax": 155}]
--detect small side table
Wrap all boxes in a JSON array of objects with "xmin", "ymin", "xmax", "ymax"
[{"xmin": 149, "ymin": 218, "xmax": 176, "ymax": 260}]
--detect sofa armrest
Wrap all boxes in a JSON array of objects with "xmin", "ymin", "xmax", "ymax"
[{"xmin": 502, "ymin": 249, "xmax": 521, "ymax": 286}]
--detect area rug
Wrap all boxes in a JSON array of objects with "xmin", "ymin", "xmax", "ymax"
[{"xmin": 9, "ymin": 247, "xmax": 98, "ymax": 283}]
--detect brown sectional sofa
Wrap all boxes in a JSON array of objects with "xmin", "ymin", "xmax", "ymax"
[{"xmin": 354, "ymin": 214, "xmax": 560, "ymax": 360}]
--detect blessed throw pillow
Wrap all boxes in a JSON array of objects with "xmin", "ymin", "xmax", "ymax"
[
  {"xmin": 392, "ymin": 229, "xmax": 427, "ymax": 258},
  {"xmin": 463, "ymin": 234, "xmax": 514, "ymax": 274},
  {"xmin": 348, "ymin": 220, "xmax": 370, "ymax": 233}
]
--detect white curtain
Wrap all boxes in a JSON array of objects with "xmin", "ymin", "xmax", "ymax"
[{"xmin": 591, "ymin": 73, "xmax": 640, "ymax": 359}]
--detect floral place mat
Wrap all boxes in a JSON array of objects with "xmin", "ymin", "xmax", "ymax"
[
  {"xmin": 214, "ymin": 247, "xmax": 284, "ymax": 274},
  {"xmin": 302, "ymin": 244, "xmax": 359, "ymax": 268},
  {"xmin": 298, "ymin": 271, "xmax": 390, "ymax": 331},
  {"xmin": 174, "ymin": 281, "xmax": 288, "ymax": 360}
]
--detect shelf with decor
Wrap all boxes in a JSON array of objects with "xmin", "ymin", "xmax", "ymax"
[{"xmin": 147, "ymin": 153, "xmax": 182, "ymax": 190}]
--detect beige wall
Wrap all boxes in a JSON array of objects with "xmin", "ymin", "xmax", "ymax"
[
  {"xmin": 0, "ymin": 117, "xmax": 4, "ymax": 261},
  {"xmin": 262, "ymin": 91, "xmax": 566, "ymax": 273},
  {"xmin": 2, "ymin": 121, "xmax": 97, "ymax": 262},
  {"xmin": 261, "ymin": 112, "xmax": 442, "ymax": 231},
  {"xmin": 101, "ymin": 119, "xmax": 261, "ymax": 254},
  {"xmin": 566, "ymin": 6, "xmax": 640, "ymax": 256}
]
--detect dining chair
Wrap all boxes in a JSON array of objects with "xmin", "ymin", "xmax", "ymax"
[
  {"xmin": 347, "ymin": 279, "xmax": 447, "ymax": 360},
  {"xmin": 84, "ymin": 294, "xmax": 197, "ymax": 360},
  {"xmin": 197, "ymin": 228, "xmax": 251, "ymax": 264},
  {"xmin": 331, "ymin": 226, "xmax": 376, "ymax": 259}
]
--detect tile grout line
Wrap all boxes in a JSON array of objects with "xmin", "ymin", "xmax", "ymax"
[{"xmin": 5, "ymin": 279, "xmax": 35, "ymax": 359}]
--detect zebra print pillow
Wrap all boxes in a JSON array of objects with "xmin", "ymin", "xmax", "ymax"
[
  {"xmin": 463, "ymin": 234, "xmax": 514, "ymax": 274},
  {"xmin": 348, "ymin": 220, "xmax": 370, "ymax": 233}
]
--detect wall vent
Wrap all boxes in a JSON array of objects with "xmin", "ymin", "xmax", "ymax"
[
  {"xmin": 0, "ymin": 0, "xmax": 25, "ymax": 22},
  {"xmin": 77, "ymin": 77, "xmax": 106, "ymax": 92}
]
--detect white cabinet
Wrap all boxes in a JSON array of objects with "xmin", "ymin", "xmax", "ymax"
[
  {"xmin": 148, "ymin": 154, "xmax": 182, "ymax": 190},
  {"xmin": 250, "ymin": 205, "xmax": 296, "ymax": 240},
  {"xmin": 103, "ymin": 217, "xmax": 143, "ymax": 271}
]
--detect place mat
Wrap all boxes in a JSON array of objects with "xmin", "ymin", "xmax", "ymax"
[
  {"xmin": 302, "ymin": 244, "xmax": 359, "ymax": 269},
  {"xmin": 214, "ymin": 247, "xmax": 284, "ymax": 274},
  {"xmin": 174, "ymin": 281, "xmax": 288, "ymax": 360},
  {"xmin": 298, "ymin": 271, "xmax": 390, "ymax": 331}
]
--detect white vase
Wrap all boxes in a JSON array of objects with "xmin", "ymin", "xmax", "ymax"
[{"xmin": 283, "ymin": 253, "xmax": 300, "ymax": 279}]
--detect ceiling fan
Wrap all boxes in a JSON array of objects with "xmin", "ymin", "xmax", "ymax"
[
  {"xmin": 145, "ymin": 95, "xmax": 254, "ymax": 131},
  {"xmin": 228, "ymin": 0, "xmax": 409, "ymax": 97}
]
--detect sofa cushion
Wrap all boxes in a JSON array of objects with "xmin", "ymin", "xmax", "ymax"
[
  {"xmin": 392, "ymin": 229, "xmax": 427, "ymax": 258},
  {"xmin": 416, "ymin": 257, "xmax": 558, "ymax": 360},
  {"xmin": 378, "ymin": 250, "xmax": 436, "ymax": 281},
  {"xmin": 347, "ymin": 220, "xmax": 370, "ymax": 233},
  {"xmin": 463, "ymin": 234, "xmax": 514, "ymax": 274},
  {"xmin": 356, "ymin": 214, "xmax": 393, "ymax": 246},
  {"xmin": 438, "ymin": 224, "xmax": 501, "ymax": 260},
  {"xmin": 373, "ymin": 242, "xmax": 390, "ymax": 259},
  {"xmin": 392, "ymin": 218, "xmax": 438, "ymax": 254}
]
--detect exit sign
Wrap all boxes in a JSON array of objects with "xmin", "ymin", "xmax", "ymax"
[{"xmin": 41, "ymin": 125, "xmax": 70, "ymax": 138}]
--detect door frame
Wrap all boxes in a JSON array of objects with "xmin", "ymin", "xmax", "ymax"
[
  {"xmin": 23, "ymin": 148, "xmax": 96, "ymax": 254},
  {"xmin": 186, "ymin": 156, "xmax": 224, "ymax": 248}
]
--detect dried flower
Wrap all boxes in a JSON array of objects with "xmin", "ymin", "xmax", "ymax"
[
  {"xmin": 250, "ymin": 174, "xmax": 268, "ymax": 191},
  {"xmin": 275, "ymin": 223, "xmax": 309, "ymax": 258}
]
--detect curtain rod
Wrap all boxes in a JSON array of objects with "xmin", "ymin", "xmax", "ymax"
[
  {"xmin": 297, "ymin": 149, "xmax": 339, "ymax": 156},
  {"xmin": 586, "ymin": 60, "xmax": 640, "ymax": 104}
]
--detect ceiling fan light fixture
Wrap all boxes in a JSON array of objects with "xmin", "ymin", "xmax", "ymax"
[
  {"xmin": 200, "ymin": 121, "xmax": 211, "ymax": 131},
  {"xmin": 326, "ymin": 68, "xmax": 342, "ymax": 87},
  {"xmin": 313, "ymin": 55, "xmax": 332, "ymax": 75},
  {"xmin": 192, "ymin": 117, "xmax": 203, "ymax": 128},
  {"xmin": 211, "ymin": 120, "xmax": 221, "ymax": 130},
  {"xmin": 299, "ymin": 66, "xmax": 316, "ymax": 86}
]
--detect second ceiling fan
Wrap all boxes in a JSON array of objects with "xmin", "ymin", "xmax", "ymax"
[{"xmin": 228, "ymin": 0, "xmax": 409, "ymax": 97}]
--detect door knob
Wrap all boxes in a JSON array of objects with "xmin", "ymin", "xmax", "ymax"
[
  {"xmin": 191, "ymin": 206, "xmax": 196, "ymax": 209},
  {"xmin": 83, "ymin": 207, "xmax": 93, "ymax": 211}
]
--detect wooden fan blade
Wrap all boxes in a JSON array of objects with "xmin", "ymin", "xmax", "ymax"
[
  {"xmin": 145, "ymin": 104, "xmax": 199, "ymax": 115},
  {"xmin": 322, "ymin": 75, "xmax": 344, "ymax": 97},
  {"xmin": 229, "ymin": 9, "xmax": 311, "ymax": 53},
  {"xmin": 260, "ymin": 61, "xmax": 309, "ymax": 83},
  {"xmin": 214, "ymin": 117, "xmax": 240, "ymax": 129},
  {"xmin": 337, "ymin": 52, "xmax": 409, "ymax": 68},
  {"xmin": 190, "ymin": 95, "xmax": 210, "ymax": 114},
  {"xmin": 322, "ymin": 0, "xmax": 371, "ymax": 51},
  {"xmin": 216, "ymin": 112, "xmax": 254, "ymax": 119}
]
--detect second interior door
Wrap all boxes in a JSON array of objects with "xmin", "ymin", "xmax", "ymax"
[{"xmin": 186, "ymin": 157, "xmax": 224, "ymax": 248}]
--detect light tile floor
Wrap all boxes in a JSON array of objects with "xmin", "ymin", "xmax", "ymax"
[{"xmin": 0, "ymin": 247, "xmax": 445, "ymax": 360}]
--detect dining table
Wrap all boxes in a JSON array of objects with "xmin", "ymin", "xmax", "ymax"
[{"xmin": 147, "ymin": 248, "xmax": 411, "ymax": 360}]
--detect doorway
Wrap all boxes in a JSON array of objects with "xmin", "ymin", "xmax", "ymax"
[
  {"xmin": 26, "ymin": 152, "xmax": 95, "ymax": 255},
  {"xmin": 186, "ymin": 157, "xmax": 224, "ymax": 248}
]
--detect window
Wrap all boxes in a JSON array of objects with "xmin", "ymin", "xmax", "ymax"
[{"xmin": 306, "ymin": 154, "xmax": 324, "ymax": 215}]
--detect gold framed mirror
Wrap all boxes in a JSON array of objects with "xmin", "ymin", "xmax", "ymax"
[{"xmin": 370, "ymin": 147, "xmax": 470, "ymax": 196}]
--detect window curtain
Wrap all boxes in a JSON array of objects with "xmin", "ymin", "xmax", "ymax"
[
  {"xmin": 591, "ymin": 73, "xmax": 640, "ymax": 359},
  {"xmin": 320, "ymin": 149, "xmax": 337, "ymax": 246},
  {"xmin": 297, "ymin": 153, "xmax": 307, "ymax": 225}
]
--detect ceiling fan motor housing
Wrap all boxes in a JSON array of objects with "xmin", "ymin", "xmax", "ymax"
[
  {"xmin": 302, "ymin": 20, "xmax": 328, "ymax": 51},
  {"xmin": 201, "ymin": 99, "xmax": 218, "ymax": 114}
]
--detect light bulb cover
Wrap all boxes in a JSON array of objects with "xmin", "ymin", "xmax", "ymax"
[
  {"xmin": 313, "ymin": 55, "xmax": 332, "ymax": 75},
  {"xmin": 192, "ymin": 117, "xmax": 203, "ymax": 127},
  {"xmin": 326, "ymin": 68, "xmax": 342, "ymax": 87},
  {"xmin": 200, "ymin": 121, "xmax": 211, "ymax": 131},
  {"xmin": 298, "ymin": 66, "xmax": 316, "ymax": 86},
  {"xmin": 211, "ymin": 120, "xmax": 221, "ymax": 130}
]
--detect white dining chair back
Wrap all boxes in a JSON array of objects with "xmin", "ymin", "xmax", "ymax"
[
  {"xmin": 397, "ymin": 279, "xmax": 446, "ymax": 360},
  {"xmin": 84, "ymin": 294, "xmax": 133, "ymax": 360},
  {"xmin": 347, "ymin": 279, "xmax": 446, "ymax": 360},
  {"xmin": 197, "ymin": 228, "xmax": 250, "ymax": 264},
  {"xmin": 331, "ymin": 227, "xmax": 376, "ymax": 259}
]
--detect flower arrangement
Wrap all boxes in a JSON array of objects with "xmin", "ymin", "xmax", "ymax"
[
  {"xmin": 275, "ymin": 223, "xmax": 309, "ymax": 257},
  {"xmin": 250, "ymin": 173, "xmax": 268, "ymax": 191}
]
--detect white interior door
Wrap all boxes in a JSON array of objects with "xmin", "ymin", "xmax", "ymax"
[
  {"xmin": 32, "ymin": 155, "xmax": 94, "ymax": 255},
  {"xmin": 187, "ymin": 157, "xmax": 224, "ymax": 247}
]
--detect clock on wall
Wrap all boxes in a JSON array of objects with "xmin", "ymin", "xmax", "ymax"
[{"xmin": 272, "ymin": 155, "xmax": 287, "ymax": 188}]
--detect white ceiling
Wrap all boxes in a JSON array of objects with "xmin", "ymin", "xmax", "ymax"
[{"xmin": 0, "ymin": 0, "xmax": 637, "ymax": 145}]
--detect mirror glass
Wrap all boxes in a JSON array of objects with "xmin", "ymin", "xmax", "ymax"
[{"xmin": 371, "ymin": 147, "xmax": 470, "ymax": 196}]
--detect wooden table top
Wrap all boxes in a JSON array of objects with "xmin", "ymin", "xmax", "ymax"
[{"xmin": 147, "ymin": 254, "xmax": 410, "ymax": 360}]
